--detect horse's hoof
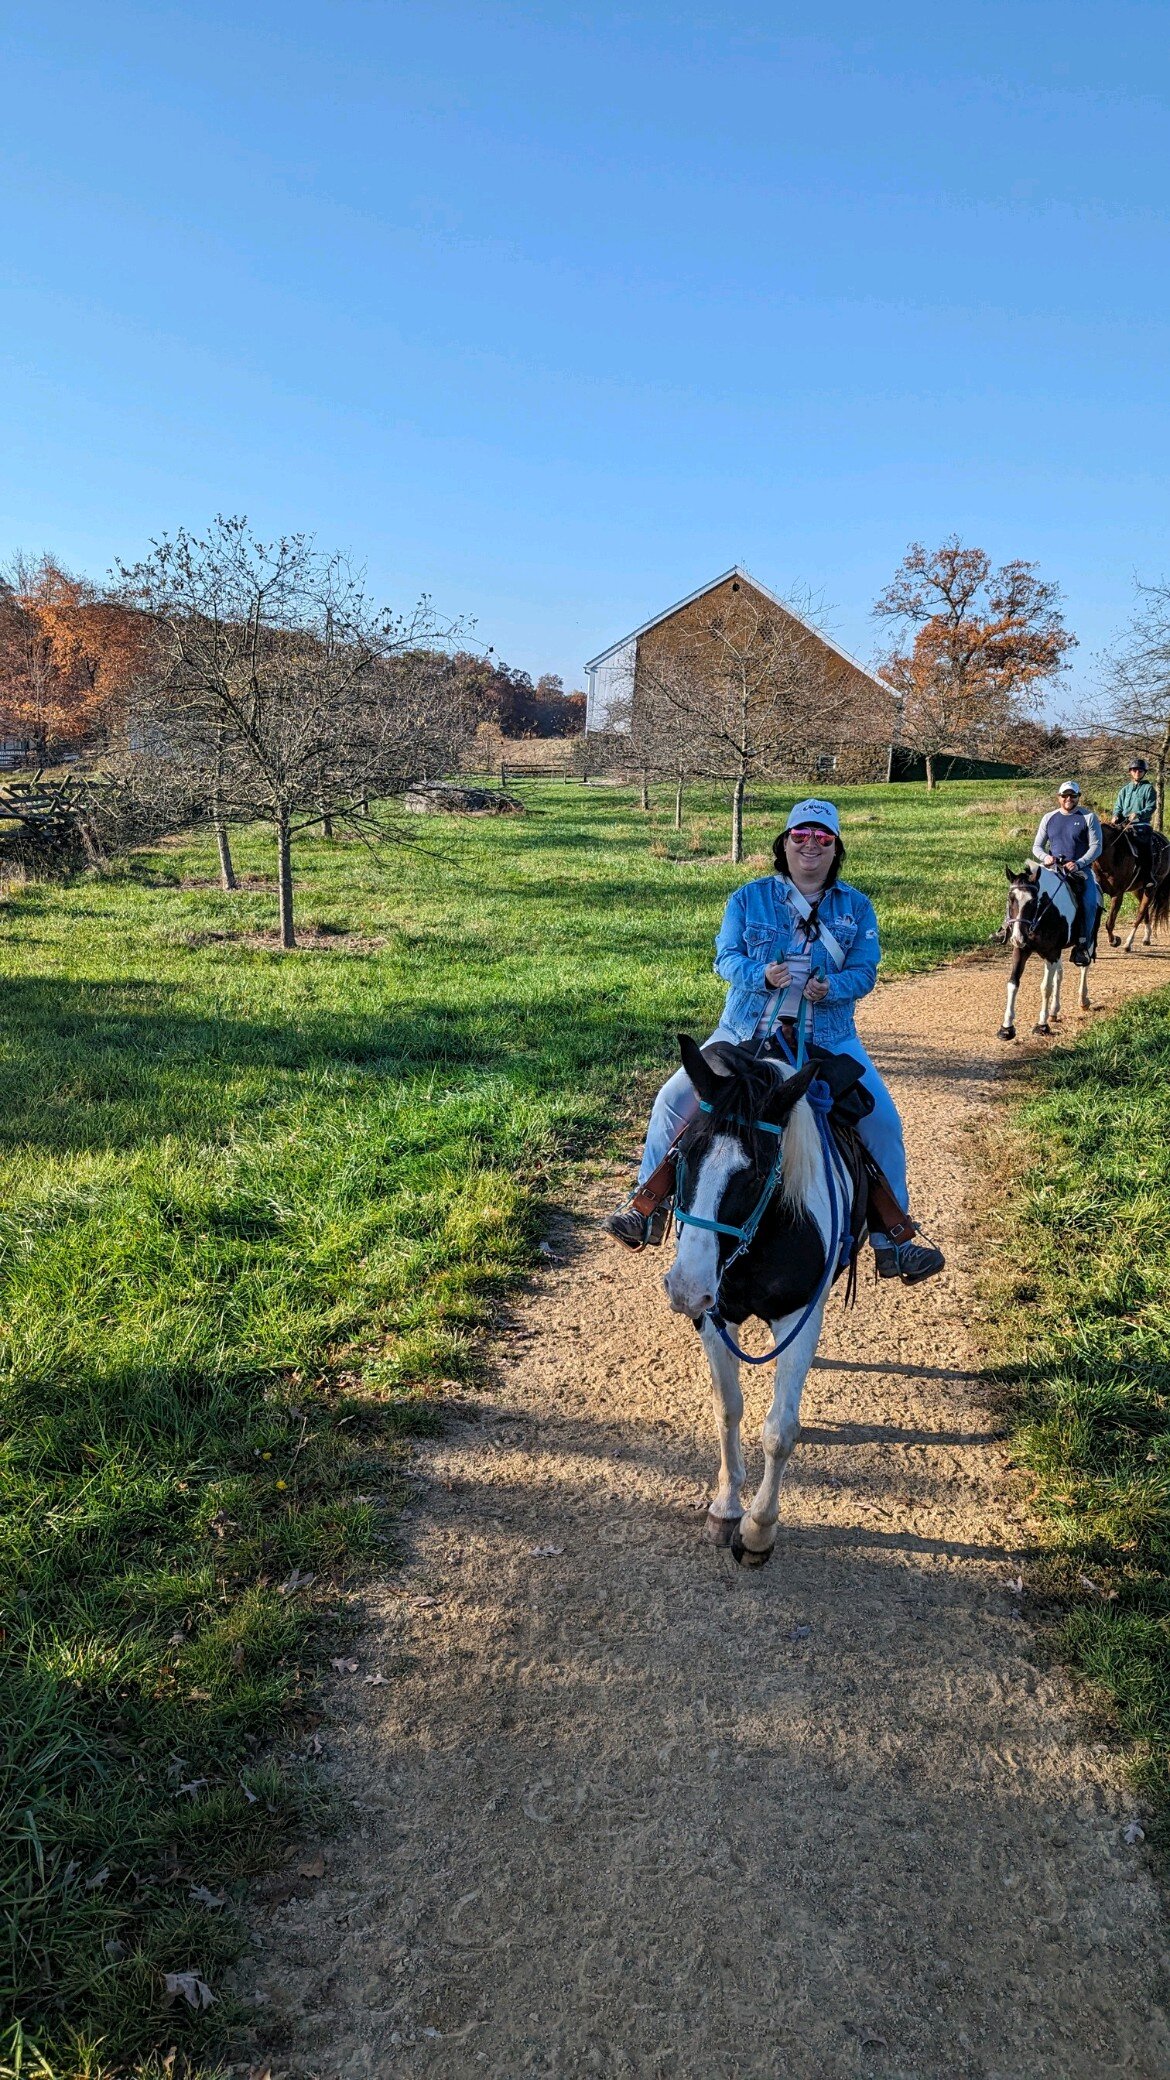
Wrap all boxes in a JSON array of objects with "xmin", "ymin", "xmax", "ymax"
[
  {"xmin": 1109, "ymin": 935, "xmax": 1120, "ymax": 947},
  {"xmin": 1032, "ymin": 1023, "xmax": 1051, "ymax": 1036},
  {"xmin": 704, "ymin": 1511, "xmax": 741, "ymax": 1546},
  {"xmin": 997, "ymin": 1026, "xmax": 1016, "ymax": 1041},
  {"xmin": 730, "ymin": 1527, "xmax": 774, "ymax": 1568}
]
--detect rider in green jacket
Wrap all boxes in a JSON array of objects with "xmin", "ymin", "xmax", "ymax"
[
  {"xmin": 1113, "ymin": 758, "xmax": 1159, "ymax": 873},
  {"xmin": 1114, "ymin": 759, "xmax": 1157, "ymax": 821}
]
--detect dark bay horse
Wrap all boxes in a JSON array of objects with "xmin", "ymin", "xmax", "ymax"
[
  {"xmin": 1095, "ymin": 818, "xmax": 1170, "ymax": 953},
  {"xmin": 996, "ymin": 865, "xmax": 1096, "ymax": 1039},
  {"xmin": 663, "ymin": 1036, "xmax": 856, "ymax": 1566}
]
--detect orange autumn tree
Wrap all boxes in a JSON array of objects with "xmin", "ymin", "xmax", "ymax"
[
  {"xmin": 0, "ymin": 554, "xmax": 146, "ymax": 763},
  {"xmin": 873, "ymin": 539, "xmax": 1076, "ymax": 787}
]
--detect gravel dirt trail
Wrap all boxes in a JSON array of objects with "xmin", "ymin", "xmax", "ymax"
[{"xmin": 248, "ymin": 945, "xmax": 1170, "ymax": 2080}]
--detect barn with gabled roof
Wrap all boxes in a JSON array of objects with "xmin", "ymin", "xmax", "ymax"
[{"xmin": 583, "ymin": 566, "xmax": 897, "ymax": 777}]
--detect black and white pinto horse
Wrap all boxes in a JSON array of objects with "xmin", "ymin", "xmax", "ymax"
[
  {"xmin": 664, "ymin": 1035, "xmax": 856, "ymax": 1568},
  {"xmin": 996, "ymin": 864, "xmax": 1096, "ymax": 1040}
]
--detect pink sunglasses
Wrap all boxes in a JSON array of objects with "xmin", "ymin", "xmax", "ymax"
[{"xmin": 787, "ymin": 825, "xmax": 835, "ymax": 848}]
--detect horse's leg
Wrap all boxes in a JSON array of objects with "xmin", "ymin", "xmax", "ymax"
[
  {"xmin": 1034, "ymin": 958, "xmax": 1059, "ymax": 1033},
  {"xmin": 999, "ymin": 950, "xmax": 1026, "ymax": 1039},
  {"xmin": 1125, "ymin": 889, "xmax": 1147, "ymax": 954},
  {"xmin": 1078, "ymin": 956, "xmax": 1091, "ymax": 1011},
  {"xmin": 1105, "ymin": 891, "xmax": 1122, "ymax": 947},
  {"xmin": 699, "ymin": 1314, "xmax": 746, "ymax": 1543},
  {"xmin": 733, "ymin": 1301, "xmax": 826, "ymax": 1567}
]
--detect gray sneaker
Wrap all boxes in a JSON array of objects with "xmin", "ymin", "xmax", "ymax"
[
  {"xmin": 873, "ymin": 1239, "xmax": 945, "ymax": 1285},
  {"xmin": 604, "ymin": 1205, "xmax": 669, "ymax": 1251}
]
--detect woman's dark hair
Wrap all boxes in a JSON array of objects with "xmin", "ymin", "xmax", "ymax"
[{"xmin": 772, "ymin": 828, "xmax": 846, "ymax": 886}]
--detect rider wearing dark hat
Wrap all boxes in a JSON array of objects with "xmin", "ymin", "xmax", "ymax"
[{"xmin": 1113, "ymin": 759, "xmax": 1158, "ymax": 873}]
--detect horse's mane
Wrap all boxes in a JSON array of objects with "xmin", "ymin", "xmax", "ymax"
[{"xmin": 692, "ymin": 1048, "xmax": 821, "ymax": 1213}]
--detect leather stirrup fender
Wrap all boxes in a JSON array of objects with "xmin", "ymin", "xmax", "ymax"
[
  {"xmin": 864, "ymin": 1165, "xmax": 917, "ymax": 1246},
  {"xmin": 629, "ymin": 1151, "xmax": 677, "ymax": 1219}
]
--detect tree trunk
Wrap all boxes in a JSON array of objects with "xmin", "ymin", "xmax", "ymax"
[
  {"xmin": 640, "ymin": 768, "xmax": 649, "ymax": 812},
  {"xmin": 320, "ymin": 809, "xmax": 334, "ymax": 839},
  {"xmin": 214, "ymin": 817, "xmax": 238, "ymax": 890},
  {"xmin": 276, "ymin": 810, "xmax": 296, "ymax": 949},
  {"xmin": 674, "ymin": 769, "xmax": 685, "ymax": 831},
  {"xmin": 925, "ymin": 752, "xmax": 936, "ymax": 792},
  {"xmin": 731, "ymin": 774, "xmax": 745, "ymax": 863}
]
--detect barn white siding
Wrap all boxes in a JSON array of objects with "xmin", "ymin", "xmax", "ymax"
[{"xmin": 585, "ymin": 636, "xmax": 635, "ymax": 734}]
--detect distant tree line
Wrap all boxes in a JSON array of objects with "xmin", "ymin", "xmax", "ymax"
[{"xmin": 0, "ymin": 522, "xmax": 589, "ymax": 942}]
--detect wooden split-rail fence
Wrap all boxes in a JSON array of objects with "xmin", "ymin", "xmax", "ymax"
[{"xmin": 0, "ymin": 772, "xmax": 117, "ymax": 865}]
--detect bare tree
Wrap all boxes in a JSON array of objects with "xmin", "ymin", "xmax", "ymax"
[
  {"xmin": 627, "ymin": 590, "xmax": 854, "ymax": 861},
  {"xmin": 873, "ymin": 539, "xmax": 1075, "ymax": 789},
  {"xmin": 1086, "ymin": 581, "xmax": 1170, "ymax": 830},
  {"xmin": 110, "ymin": 518, "xmax": 466, "ymax": 945}
]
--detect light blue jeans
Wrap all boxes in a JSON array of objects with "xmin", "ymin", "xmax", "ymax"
[{"xmin": 637, "ymin": 1026, "xmax": 909, "ymax": 1246}]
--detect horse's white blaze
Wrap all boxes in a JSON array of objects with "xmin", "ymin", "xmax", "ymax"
[{"xmin": 663, "ymin": 1134, "xmax": 747, "ymax": 1317}]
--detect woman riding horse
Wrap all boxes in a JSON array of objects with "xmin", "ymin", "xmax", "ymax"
[{"xmin": 605, "ymin": 797, "xmax": 945, "ymax": 1285}]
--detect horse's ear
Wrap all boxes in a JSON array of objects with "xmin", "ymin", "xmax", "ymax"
[
  {"xmin": 773, "ymin": 1059, "xmax": 820, "ymax": 1110},
  {"xmin": 678, "ymin": 1033, "xmax": 718, "ymax": 1103},
  {"xmin": 1005, "ymin": 864, "xmax": 1017, "ymax": 882}
]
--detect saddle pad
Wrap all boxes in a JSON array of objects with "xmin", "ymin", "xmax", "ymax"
[{"xmin": 1038, "ymin": 868, "xmax": 1079, "ymax": 933}]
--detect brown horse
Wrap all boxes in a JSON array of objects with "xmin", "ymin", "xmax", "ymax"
[{"xmin": 1095, "ymin": 819, "xmax": 1170, "ymax": 952}]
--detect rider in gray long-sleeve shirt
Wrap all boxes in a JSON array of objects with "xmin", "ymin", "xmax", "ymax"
[{"xmin": 1032, "ymin": 780, "xmax": 1102, "ymax": 966}]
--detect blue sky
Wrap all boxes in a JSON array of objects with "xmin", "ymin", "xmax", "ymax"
[{"xmin": 3, "ymin": 2, "xmax": 1168, "ymax": 709}]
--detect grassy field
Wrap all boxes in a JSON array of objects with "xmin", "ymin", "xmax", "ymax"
[
  {"xmin": 985, "ymin": 988, "xmax": 1170, "ymax": 1843},
  {"xmin": 0, "ymin": 775, "xmax": 1057, "ymax": 2073}
]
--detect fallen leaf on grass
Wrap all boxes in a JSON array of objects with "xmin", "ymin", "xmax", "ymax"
[
  {"xmin": 527, "ymin": 1544, "xmax": 565, "ymax": 1558},
  {"xmin": 188, "ymin": 1885, "xmax": 225, "ymax": 1909},
  {"xmin": 363, "ymin": 1672, "xmax": 388, "ymax": 1686},
  {"xmin": 296, "ymin": 1851, "xmax": 326, "ymax": 1879},
  {"xmin": 330, "ymin": 1656, "xmax": 359, "ymax": 1674},
  {"xmin": 1004, "ymin": 1575, "xmax": 1023, "ymax": 1595},
  {"xmin": 84, "ymin": 1866, "xmax": 110, "ymax": 1890},
  {"xmin": 164, "ymin": 1970, "xmax": 215, "ymax": 2010},
  {"xmin": 1123, "ymin": 1822, "xmax": 1146, "ymax": 1846},
  {"xmin": 277, "ymin": 1567, "xmax": 316, "ymax": 1596}
]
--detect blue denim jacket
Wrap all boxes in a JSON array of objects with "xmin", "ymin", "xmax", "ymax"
[{"xmin": 713, "ymin": 875, "xmax": 881, "ymax": 1046}]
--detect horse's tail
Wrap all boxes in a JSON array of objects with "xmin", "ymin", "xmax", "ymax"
[{"xmin": 1146, "ymin": 858, "xmax": 1170, "ymax": 936}]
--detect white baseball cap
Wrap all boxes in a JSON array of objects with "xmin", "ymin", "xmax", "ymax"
[
  {"xmin": 1057, "ymin": 780, "xmax": 1081, "ymax": 796},
  {"xmin": 784, "ymin": 797, "xmax": 841, "ymax": 837}
]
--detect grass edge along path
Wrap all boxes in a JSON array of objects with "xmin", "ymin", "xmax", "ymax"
[
  {"xmin": 982, "ymin": 984, "xmax": 1170, "ymax": 1854},
  {"xmin": 0, "ymin": 778, "xmax": 1067, "ymax": 2075}
]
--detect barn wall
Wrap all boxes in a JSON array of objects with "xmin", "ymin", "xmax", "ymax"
[
  {"xmin": 631, "ymin": 577, "xmax": 895, "ymax": 761},
  {"xmin": 585, "ymin": 637, "xmax": 636, "ymax": 734}
]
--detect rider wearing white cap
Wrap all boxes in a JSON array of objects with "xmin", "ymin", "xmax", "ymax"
[
  {"xmin": 605, "ymin": 798, "xmax": 945, "ymax": 1284},
  {"xmin": 1031, "ymin": 781, "xmax": 1102, "ymax": 966}
]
